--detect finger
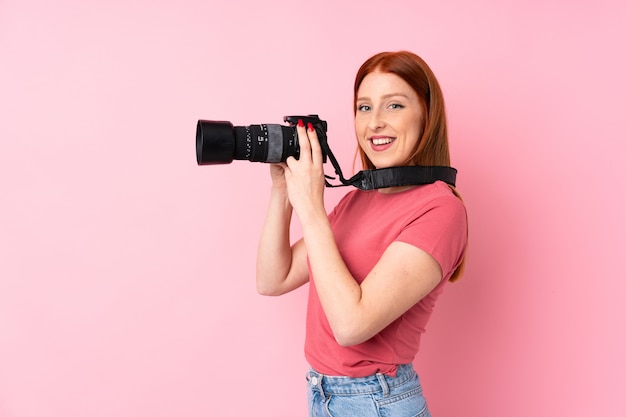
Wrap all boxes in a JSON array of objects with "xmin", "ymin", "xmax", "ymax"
[
  {"xmin": 284, "ymin": 155, "xmax": 297, "ymax": 170},
  {"xmin": 296, "ymin": 119, "xmax": 311, "ymax": 162},
  {"xmin": 306, "ymin": 122, "xmax": 323, "ymax": 166},
  {"xmin": 269, "ymin": 162, "xmax": 286, "ymax": 174}
]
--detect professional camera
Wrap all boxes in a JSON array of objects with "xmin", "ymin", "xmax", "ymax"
[
  {"xmin": 196, "ymin": 115, "xmax": 328, "ymax": 165},
  {"xmin": 195, "ymin": 114, "xmax": 457, "ymax": 190}
]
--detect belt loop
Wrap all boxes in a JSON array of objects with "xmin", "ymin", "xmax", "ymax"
[
  {"xmin": 309, "ymin": 370, "xmax": 326, "ymax": 400},
  {"xmin": 376, "ymin": 373, "xmax": 390, "ymax": 397}
]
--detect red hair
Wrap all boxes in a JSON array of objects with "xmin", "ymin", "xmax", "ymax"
[
  {"xmin": 353, "ymin": 51, "xmax": 467, "ymax": 282},
  {"xmin": 354, "ymin": 51, "xmax": 450, "ymax": 168}
]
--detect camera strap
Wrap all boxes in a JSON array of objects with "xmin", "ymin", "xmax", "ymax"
[
  {"xmin": 333, "ymin": 165, "xmax": 457, "ymax": 190},
  {"xmin": 320, "ymin": 139, "xmax": 457, "ymax": 190}
]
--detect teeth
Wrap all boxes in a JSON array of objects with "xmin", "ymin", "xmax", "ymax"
[{"xmin": 372, "ymin": 137, "xmax": 394, "ymax": 145}]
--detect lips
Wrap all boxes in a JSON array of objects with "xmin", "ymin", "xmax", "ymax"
[{"xmin": 369, "ymin": 136, "xmax": 396, "ymax": 151}]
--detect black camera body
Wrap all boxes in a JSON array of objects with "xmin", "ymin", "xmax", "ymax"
[{"xmin": 196, "ymin": 115, "xmax": 328, "ymax": 165}]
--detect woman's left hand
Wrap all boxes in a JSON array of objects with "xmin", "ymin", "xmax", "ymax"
[{"xmin": 283, "ymin": 120, "xmax": 327, "ymax": 224}]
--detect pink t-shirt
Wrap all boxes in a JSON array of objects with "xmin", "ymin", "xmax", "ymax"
[{"xmin": 304, "ymin": 181, "xmax": 468, "ymax": 377}]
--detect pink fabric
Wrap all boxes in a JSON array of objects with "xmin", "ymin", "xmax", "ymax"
[{"xmin": 304, "ymin": 181, "xmax": 468, "ymax": 377}]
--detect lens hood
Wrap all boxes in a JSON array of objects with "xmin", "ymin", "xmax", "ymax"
[{"xmin": 196, "ymin": 120, "xmax": 236, "ymax": 165}]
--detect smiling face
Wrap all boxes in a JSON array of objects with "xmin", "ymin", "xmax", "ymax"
[{"xmin": 355, "ymin": 71, "xmax": 426, "ymax": 169}]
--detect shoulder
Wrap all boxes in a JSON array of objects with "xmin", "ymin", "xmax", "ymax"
[
  {"xmin": 389, "ymin": 181, "xmax": 467, "ymax": 221},
  {"xmin": 414, "ymin": 181, "xmax": 462, "ymax": 203},
  {"xmin": 406, "ymin": 182, "xmax": 467, "ymax": 231},
  {"xmin": 418, "ymin": 182, "xmax": 466, "ymax": 217},
  {"xmin": 329, "ymin": 182, "xmax": 466, "ymax": 225},
  {"xmin": 397, "ymin": 183, "xmax": 468, "ymax": 279}
]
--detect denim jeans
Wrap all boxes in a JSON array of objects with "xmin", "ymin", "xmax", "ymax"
[{"xmin": 306, "ymin": 364, "xmax": 432, "ymax": 417}]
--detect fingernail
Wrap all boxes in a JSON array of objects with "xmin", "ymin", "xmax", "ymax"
[
  {"xmin": 297, "ymin": 119, "xmax": 304, "ymax": 128},
  {"xmin": 307, "ymin": 122, "xmax": 314, "ymax": 132}
]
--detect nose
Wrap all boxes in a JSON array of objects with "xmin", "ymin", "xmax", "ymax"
[{"xmin": 368, "ymin": 108, "xmax": 385, "ymax": 131}]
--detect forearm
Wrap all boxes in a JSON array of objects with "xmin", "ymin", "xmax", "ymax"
[
  {"xmin": 280, "ymin": 120, "xmax": 367, "ymax": 341},
  {"xmin": 256, "ymin": 186, "xmax": 297, "ymax": 295},
  {"xmin": 304, "ymin": 208, "xmax": 445, "ymax": 346},
  {"xmin": 299, "ymin": 211, "xmax": 364, "ymax": 345}
]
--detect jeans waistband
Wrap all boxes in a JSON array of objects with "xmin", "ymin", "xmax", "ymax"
[{"xmin": 306, "ymin": 364, "xmax": 416, "ymax": 397}]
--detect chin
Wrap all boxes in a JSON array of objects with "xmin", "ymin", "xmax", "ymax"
[{"xmin": 369, "ymin": 160, "xmax": 396, "ymax": 169}]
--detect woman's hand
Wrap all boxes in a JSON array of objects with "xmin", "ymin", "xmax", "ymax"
[
  {"xmin": 257, "ymin": 120, "xmax": 324, "ymax": 296},
  {"xmin": 283, "ymin": 120, "xmax": 327, "ymax": 224},
  {"xmin": 269, "ymin": 163, "xmax": 288, "ymax": 191}
]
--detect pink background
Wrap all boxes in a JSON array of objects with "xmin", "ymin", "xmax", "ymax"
[{"xmin": 1, "ymin": 1, "xmax": 625, "ymax": 416}]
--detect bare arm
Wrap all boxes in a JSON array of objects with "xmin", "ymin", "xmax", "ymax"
[
  {"xmin": 304, "ymin": 224, "xmax": 441, "ymax": 346},
  {"xmin": 255, "ymin": 165, "xmax": 309, "ymax": 296},
  {"xmin": 284, "ymin": 122, "xmax": 442, "ymax": 346}
]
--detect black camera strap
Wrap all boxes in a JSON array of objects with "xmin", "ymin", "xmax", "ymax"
[
  {"xmin": 320, "ymin": 139, "xmax": 457, "ymax": 190},
  {"xmin": 337, "ymin": 166, "xmax": 457, "ymax": 190}
]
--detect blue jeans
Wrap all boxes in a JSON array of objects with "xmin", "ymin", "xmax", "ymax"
[{"xmin": 306, "ymin": 364, "xmax": 432, "ymax": 417}]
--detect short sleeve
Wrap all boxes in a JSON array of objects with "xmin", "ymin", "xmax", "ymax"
[{"xmin": 395, "ymin": 194, "xmax": 468, "ymax": 280}]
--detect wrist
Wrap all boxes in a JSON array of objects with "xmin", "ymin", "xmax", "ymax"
[
  {"xmin": 298, "ymin": 206, "xmax": 329, "ymax": 230},
  {"xmin": 270, "ymin": 185, "xmax": 292, "ymax": 210}
]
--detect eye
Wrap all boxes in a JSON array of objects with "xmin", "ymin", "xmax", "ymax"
[
  {"xmin": 389, "ymin": 103, "xmax": 405, "ymax": 110},
  {"xmin": 357, "ymin": 104, "xmax": 371, "ymax": 112}
]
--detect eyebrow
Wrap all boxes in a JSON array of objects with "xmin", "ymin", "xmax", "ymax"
[{"xmin": 356, "ymin": 93, "xmax": 411, "ymax": 101}]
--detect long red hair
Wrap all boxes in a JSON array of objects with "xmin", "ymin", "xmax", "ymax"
[{"xmin": 353, "ymin": 51, "xmax": 467, "ymax": 282}]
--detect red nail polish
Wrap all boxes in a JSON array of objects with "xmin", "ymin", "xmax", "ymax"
[
  {"xmin": 307, "ymin": 122, "xmax": 314, "ymax": 132},
  {"xmin": 297, "ymin": 119, "xmax": 304, "ymax": 128}
]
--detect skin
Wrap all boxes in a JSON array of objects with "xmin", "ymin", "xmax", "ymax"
[
  {"xmin": 355, "ymin": 71, "xmax": 425, "ymax": 177},
  {"xmin": 256, "ymin": 72, "xmax": 442, "ymax": 347}
]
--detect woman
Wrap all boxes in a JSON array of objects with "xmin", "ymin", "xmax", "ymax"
[{"xmin": 256, "ymin": 51, "xmax": 468, "ymax": 416}]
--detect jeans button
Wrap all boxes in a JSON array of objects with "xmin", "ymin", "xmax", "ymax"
[{"xmin": 311, "ymin": 376, "xmax": 318, "ymax": 386}]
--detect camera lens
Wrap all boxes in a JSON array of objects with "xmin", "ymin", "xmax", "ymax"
[
  {"xmin": 235, "ymin": 124, "xmax": 299, "ymax": 163},
  {"xmin": 196, "ymin": 120, "xmax": 236, "ymax": 165},
  {"xmin": 196, "ymin": 120, "xmax": 299, "ymax": 165}
]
